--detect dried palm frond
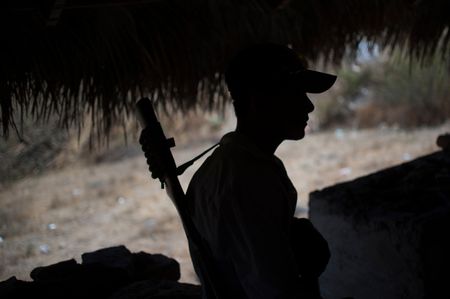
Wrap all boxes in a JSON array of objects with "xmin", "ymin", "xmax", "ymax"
[{"xmin": 1, "ymin": 0, "xmax": 449, "ymax": 138}]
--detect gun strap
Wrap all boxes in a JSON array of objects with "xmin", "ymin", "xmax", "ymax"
[{"xmin": 176, "ymin": 141, "xmax": 220, "ymax": 176}]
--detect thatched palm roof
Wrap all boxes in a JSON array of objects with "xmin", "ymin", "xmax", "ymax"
[{"xmin": 1, "ymin": 0, "xmax": 449, "ymax": 136}]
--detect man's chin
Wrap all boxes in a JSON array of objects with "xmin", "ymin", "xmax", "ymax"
[{"xmin": 286, "ymin": 130, "xmax": 306, "ymax": 141}]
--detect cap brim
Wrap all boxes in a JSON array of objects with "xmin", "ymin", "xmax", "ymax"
[{"xmin": 293, "ymin": 70, "xmax": 337, "ymax": 94}]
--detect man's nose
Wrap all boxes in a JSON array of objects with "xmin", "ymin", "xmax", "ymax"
[{"xmin": 306, "ymin": 97, "xmax": 314, "ymax": 113}]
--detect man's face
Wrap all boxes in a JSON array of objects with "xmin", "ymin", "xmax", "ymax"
[
  {"xmin": 255, "ymin": 81, "xmax": 314, "ymax": 141},
  {"xmin": 278, "ymin": 84, "xmax": 314, "ymax": 140}
]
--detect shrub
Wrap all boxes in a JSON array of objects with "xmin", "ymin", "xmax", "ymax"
[{"xmin": 314, "ymin": 49, "xmax": 450, "ymax": 129}]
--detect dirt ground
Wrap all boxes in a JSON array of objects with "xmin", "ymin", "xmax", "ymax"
[{"xmin": 0, "ymin": 122, "xmax": 448, "ymax": 284}]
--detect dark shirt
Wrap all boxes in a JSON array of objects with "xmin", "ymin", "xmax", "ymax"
[{"xmin": 186, "ymin": 131, "xmax": 301, "ymax": 298}]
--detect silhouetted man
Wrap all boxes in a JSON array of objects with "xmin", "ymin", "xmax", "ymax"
[{"xmin": 141, "ymin": 43, "xmax": 336, "ymax": 298}]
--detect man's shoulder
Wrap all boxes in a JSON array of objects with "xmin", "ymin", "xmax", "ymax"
[
  {"xmin": 185, "ymin": 144, "xmax": 242, "ymax": 207},
  {"xmin": 191, "ymin": 143, "xmax": 249, "ymax": 183},
  {"xmin": 199, "ymin": 140, "xmax": 265, "ymax": 176},
  {"xmin": 189, "ymin": 140, "xmax": 277, "ymax": 193}
]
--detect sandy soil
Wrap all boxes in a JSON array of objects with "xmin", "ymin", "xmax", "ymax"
[{"xmin": 0, "ymin": 123, "xmax": 448, "ymax": 284}]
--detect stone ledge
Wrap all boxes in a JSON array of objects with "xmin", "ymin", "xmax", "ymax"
[{"xmin": 310, "ymin": 150, "xmax": 450, "ymax": 299}]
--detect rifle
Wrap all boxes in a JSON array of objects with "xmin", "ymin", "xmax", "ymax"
[{"xmin": 136, "ymin": 98, "xmax": 221, "ymax": 299}]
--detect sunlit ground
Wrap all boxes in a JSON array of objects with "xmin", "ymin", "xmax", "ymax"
[{"xmin": 1, "ymin": 119, "xmax": 448, "ymax": 283}]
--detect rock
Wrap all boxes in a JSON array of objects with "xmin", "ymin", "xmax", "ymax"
[
  {"xmin": 0, "ymin": 276, "xmax": 34, "ymax": 298},
  {"xmin": 81, "ymin": 245, "xmax": 181, "ymax": 282},
  {"xmin": 82, "ymin": 245, "xmax": 134, "ymax": 278},
  {"xmin": 30, "ymin": 259, "xmax": 79, "ymax": 282},
  {"xmin": 1, "ymin": 246, "xmax": 187, "ymax": 299},
  {"xmin": 28, "ymin": 255, "xmax": 130, "ymax": 298},
  {"xmin": 132, "ymin": 252, "xmax": 180, "ymax": 282},
  {"xmin": 109, "ymin": 280, "xmax": 201, "ymax": 299},
  {"xmin": 309, "ymin": 150, "xmax": 450, "ymax": 299},
  {"xmin": 437, "ymin": 133, "xmax": 450, "ymax": 151}
]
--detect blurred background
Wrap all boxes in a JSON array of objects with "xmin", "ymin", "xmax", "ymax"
[{"xmin": 1, "ymin": 42, "xmax": 449, "ymax": 283}]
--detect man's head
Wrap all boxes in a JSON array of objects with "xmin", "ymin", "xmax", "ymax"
[{"xmin": 225, "ymin": 43, "xmax": 336, "ymax": 140}]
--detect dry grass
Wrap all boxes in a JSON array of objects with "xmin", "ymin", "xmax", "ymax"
[{"xmin": 0, "ymin": 116, "xmax": 448, "ymax": 284}]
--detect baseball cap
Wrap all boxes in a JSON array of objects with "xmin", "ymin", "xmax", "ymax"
[{"xmin": 225, "ymin": 43, "xmax": 337, "ymax": 99}]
